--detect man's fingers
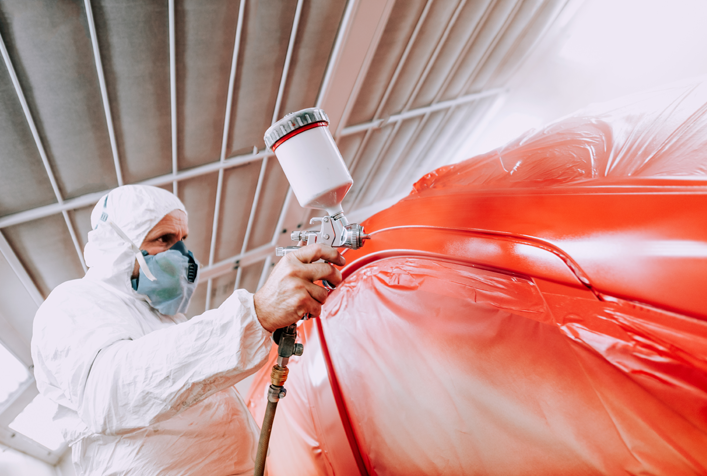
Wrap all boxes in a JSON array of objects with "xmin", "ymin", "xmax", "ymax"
[
  {"xmin": 293, "ymin": 243, "xmax": 346, "ymax": 267},
  {"xmin": 299, "ymin": 262, "xmax": 343, "ymax": 286},
  {"xmin": 304, "ymin": 281, "xmax": 329, "ymax": 304},
  {"xmin": 303, "ymin": 299, "xmax": 322, "ymax": 318}
]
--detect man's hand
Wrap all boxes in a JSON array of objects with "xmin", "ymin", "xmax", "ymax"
[{"xmin": 253, "ymin": 244, "xmax": 346, "ymax": 333}]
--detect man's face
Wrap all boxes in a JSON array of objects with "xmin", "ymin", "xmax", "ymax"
[
  {"xmin": 132, "ymin": 210, "xmax": 189, "ymax": 278},
  {"xmin": 141, "ymin": 210, "xmax": 189, "ymax": 254}
]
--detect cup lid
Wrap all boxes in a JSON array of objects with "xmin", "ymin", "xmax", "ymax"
[{"xmin": 264, "ymin": 108, "xmax": 329, "ymax": 150}]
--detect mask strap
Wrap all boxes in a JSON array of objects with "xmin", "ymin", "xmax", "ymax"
[{"xmin": 107, "ymin": 220, "xmax": 157, "ymax": 282}]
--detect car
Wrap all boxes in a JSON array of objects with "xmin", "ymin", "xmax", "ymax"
[{"xmin": 246, "ymin": 80, "xmax": 707, "ymax": 475}]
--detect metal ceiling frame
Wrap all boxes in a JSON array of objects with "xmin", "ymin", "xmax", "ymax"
[
  {"xmin": 205, "ymin": 0, "xmax": 248, "ymax": 311},
  {"xmin": 350, "ymin": 0, "xmax": 469, "ymax": 209},
  {"xmin": 233, "ymin": 0, "xmax": 303, "ymax": 293},
  {"xmin": 205, "ymin": 0, "xmax": 304, "ymax": 308},
  {"xmin": 331, "ymin": 0, "xmax": 397, "ymax": 137},
  {"xmin": 435, "ymin": 0, "xmax": 570, "ymax": 170},
  {"xmin": 84, "ymin": 0, "xmax": 124, "ymax": 188},
  {"xmin": 390, "ymin": 0, "xmax": 524, "ymax": 193},
  {"xmin": 169, "ymin": 0, "xmax": 178, "ymax": 195},
  {"xmin": 256, "ymin": 0, "xmax": 381, "ymax": 291},
  {"xmin": 0, "ymin": 29, "xmax": 87, "ymax": 273},
  {"xmin": 338, "ymin": 87, "xmax": 505, "ymax": 136},
  {"xmin": 376, "ymin": 0, "xmax": 501, "ymax": 197},
  {"xmin": 345, "ymin": 0, "xmax": 434, "ymax": 178},
  {"xmin": 0, "ymin": 232, "xmax": 43, "ymax": 308}
]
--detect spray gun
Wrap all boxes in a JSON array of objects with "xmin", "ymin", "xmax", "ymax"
[
  {"xmin": 252, "ymin": 108, "xmax": 370, "ymax": 476},
  {"xmin": 266, "ymin": 107, "xmax": 370, "ymax": 257}
]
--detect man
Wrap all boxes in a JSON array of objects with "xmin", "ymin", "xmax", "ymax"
[{"xmin": 31, "ymin": 185, "xmax": 344, "ymax": 475}]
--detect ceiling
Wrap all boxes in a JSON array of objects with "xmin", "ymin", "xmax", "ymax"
[{"xmin": 0, "ymin": 0, "xmax": 568, "ymax": 463}]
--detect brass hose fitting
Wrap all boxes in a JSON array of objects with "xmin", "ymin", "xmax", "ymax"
[{"xmin": 270, "ymin": 364, "xmax": 289, "ymax": 386}]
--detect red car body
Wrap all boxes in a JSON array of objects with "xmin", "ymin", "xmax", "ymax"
[{"xmin": 246, "ymin": 81, "xmax": 707, "ymax": 475}]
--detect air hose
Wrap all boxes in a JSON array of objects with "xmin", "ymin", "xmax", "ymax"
[{"xmin": 253, "ymin": 324, "xmax": 303, "ymax": 476}]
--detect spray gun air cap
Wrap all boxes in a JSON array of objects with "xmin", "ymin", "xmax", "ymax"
[{"xmin": 265, "ymin": 108, "xmax": 353, "ymax": 217}]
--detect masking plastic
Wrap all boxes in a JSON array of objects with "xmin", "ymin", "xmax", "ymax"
[{"xmin": 247, "ymin": 78, "xmax": 707, "ymax": 475}]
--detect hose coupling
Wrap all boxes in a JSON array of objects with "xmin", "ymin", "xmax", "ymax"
[
  {"xmin": 267, "ymin": 384, "xmax": 286, "ymax": 403},
  {"xmin": 270, "ymin": 364, "xmax": 289, "ymax": 386}
]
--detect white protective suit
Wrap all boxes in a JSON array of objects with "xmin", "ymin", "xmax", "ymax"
[{"xmin": 31, "ymin": 185, "xmax": 272, "ymax": 475}]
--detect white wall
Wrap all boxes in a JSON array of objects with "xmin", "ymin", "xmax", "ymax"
[
  {"xmin": 55, "ymin": 451, "xmax": 76, "ymax": 476},
  {"xmin": 0, "ymin": 443, "xmax": 56, "ymax": 476},
  {"xmin": 455, "ymin": 0, "xmax": 707, "ymax": 159},
  {"xmin": 0, "ymin": 444, "xmax": 74, "ymax": 476}
]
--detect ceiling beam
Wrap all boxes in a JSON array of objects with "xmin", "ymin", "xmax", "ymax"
[
  {"xmin": 390, "ymin": 0, "xmax": 523, "ymax": 192},
  {"xmin": 205, "ymin": 0, "xmax": 249, "ymax": 310},
  {"xmin": 261, "ymin": 0, "xmax": 387, "ymax": 288},
  {"xmin": 168, "ymin": 0, "xmax": 178, "ymax": 195},
  {"xmin": 234, "ymin": 0, "xmax": 303, "ymax": 292},
  {"xmin": 0, "ymin": 0, "xmax": 396, "ymax": 234},
  {"xmin": 355, "ymin": 0, "xmax": 469, "ymax": 208},
  {"xmin": 319, "ymin": 0, "xmax": 396, "ymax": 136},
  {"xmin": 0, "ymin": 29, "xmax": 87, "ymax": 273},
  {"xmin": 344, "ymin": 0, "xmax": 428, "ymax": 176},
  {"xmin": 0, "ymin": 382, "xmax": 66, "ymax": 466},
  {"xmin": 0, "ymin": 232, "xmax": 43, "ymax": 307},
  {"xmin": 0, "ymin": 149, "xmax": 272, "ymax": 230},
  {"xmin": 339, "ymin": 87, "xmax": 506, "ymax": 137},
  {"xmin": 84, "ymin": 0, "xmax": 124, "ymax": 187},
  {"xmin": 234, "ymin": 155, "xmax": 269, "ymax": 291},
  {"xmin": 0, "ymin": 85, "xmax": 501, "ymax": 233},
  {"xmin": 200, "ymin": 242, "xmax": 275, "ymax": 282}
]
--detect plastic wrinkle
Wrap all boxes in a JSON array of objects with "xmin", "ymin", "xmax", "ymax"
[{"xmin": 246, "ymin": 79, "xmax": 707, "ymax": 475}]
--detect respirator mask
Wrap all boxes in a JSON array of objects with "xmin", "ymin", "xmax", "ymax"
[
  {"xmin": 131, "ymin": 241, "xmax": 199, "ymax": 316},
  {"xmin": 106, "ymin": 220, "xmax": 199, "ymax": 316}
]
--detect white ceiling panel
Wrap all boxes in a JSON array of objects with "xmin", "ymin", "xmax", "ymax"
[
  {"xmin": 177, "ymin": 172, "xmax": 219, "ymax": 265},
  {"xmin": 214, "ymin": 160, "xmax": 261, "ymax": 262},
  {"xmin": 0, "ymin": 60, "xmax": 55, "ymax": 217},
  {"xmin": 0, "ymin": 0, "xmax": 118, "ymax": 200},
  {"xmin": 226, "ymin": 0, "xmax": 297, "ymax": 157},
  {"xmin": 2, "ymin": 215, "xmax": 84, "ymax": 298},
  {"xmin": 92, "ymin": 0, "xmax": 173, "ymax": 184},
  {"xmin": 277, "ymin": 0, "xmax": 347, "ymax": 119},
  {"xmin": 0, "ymin": 252, "xmax": 37, "ymax": 362},
  {"xmin": 186, "ymin": 281, "xmax": 207, "ymax": 320},
  {"xmin": 411, "ymin": 0, "xmax": 498, "ymax": 109},
  {"xmin": 67, "ymin": 206, "xmax": 95, "ymax": 252},
  {"xmin": 245, "ymin": 158, "xmax": 289, "ymax": 252},
  {"xmin": 176, "ymin": 0, "xmax": 241, "ymax": 170}
]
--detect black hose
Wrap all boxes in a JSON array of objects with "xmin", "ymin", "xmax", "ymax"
[{"xmin": 253, "ymin": 397, "xmax": 279, "ymax": 476}]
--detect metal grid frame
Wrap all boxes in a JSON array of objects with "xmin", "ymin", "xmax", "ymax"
[
  {"xmin": 0, "ymin": 28, "xmax": 87, "ymax": 275},
  {"xmin": 205, "ymin": 0, "xmax": 251, "ymax": 310}
]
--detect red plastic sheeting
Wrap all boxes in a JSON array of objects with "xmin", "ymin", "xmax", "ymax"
[
  {"xmin": 324, "ymin": 258, "xmax": 707, "ymax": 474},
  {"xmin": 247, "ymin": 79, "xmax": 707, "ymax": 475}
]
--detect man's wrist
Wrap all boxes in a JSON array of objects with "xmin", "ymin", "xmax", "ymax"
[{"xmin": 253, "ymin": 291, "xmax": 274, "ymax": 333}]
